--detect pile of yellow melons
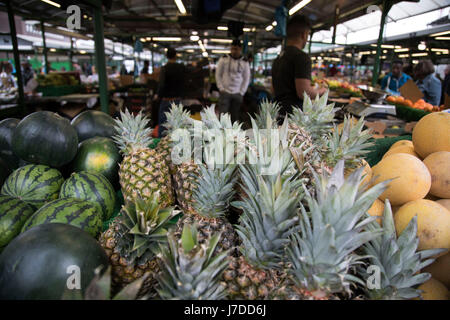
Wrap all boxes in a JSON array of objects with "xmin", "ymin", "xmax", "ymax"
[{"xmin": 362, "ymin": 112, "xmax": 450, "ymax": 299}]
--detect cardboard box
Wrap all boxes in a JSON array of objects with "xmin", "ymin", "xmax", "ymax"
[
  {"xmin": 119, "ymin": 75, "xmax": 134, "ymax": 87},
  {"xmin": 399, "ymin": 79, "xmax": 424, "ymax": 103}
]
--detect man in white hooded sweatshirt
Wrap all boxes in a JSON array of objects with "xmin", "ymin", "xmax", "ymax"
[{"xmin": 215, "ymin": 39, "xmax": 251, "ymax": 123}]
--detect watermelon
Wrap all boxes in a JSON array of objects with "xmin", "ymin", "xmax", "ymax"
[
  {"xmin": 0, "ymin": 195, "xmax": 35, "ymax": 250},
  {"xmin": 71, "ymin": 110, "xmax": 116, "ymax": 142},
  {"xmin": 0, "ymin": 118, "xmax": 21, "ymax": 168},
  {"xmin": 0, "ymin": 223, "xmax": 108, "ymax": 299},
  {"xmin": 12, "ymin": 111, "xmax": 78, "ymax": 168},
  {"xmin": 1, "ymin": 164, "xmax": 64, "ymax": 210},
  {"xmin": 21, "ymin": 198, "xmax": 103, "ymax": 237},
  {"xmin": 59, "ymin": 171, "xmax": 116, "ymax": 220},
  {"xmin": 71, "ymin": 137, "xmax": 121, "ymax": 188}
]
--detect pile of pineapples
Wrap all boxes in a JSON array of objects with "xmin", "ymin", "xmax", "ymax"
[{"xmin": 96, "ymin": 92, "xmax": 445, "ymax": 300}]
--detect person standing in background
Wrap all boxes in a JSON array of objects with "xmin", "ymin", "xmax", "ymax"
[
  {"xmin": 414, "ymin": 60, "xmax": 442, "ymax": 106},
  {"xmin": 271, "ymin": 15, "xmax": 327, "ymax": 116},
  {"xmin": 440, "ymin": 65, "xmax": 450, "ymax": 106},
  {"xmin": 21, "ymin": 61, "xmax": 34, "ymax": 87},
  {"xmin": 380, "ymin": 60, "xmax": 411, "ymax": 95},
  {"xmin": 156, "ymin": 48, "xmax": 186, "ymax": 137},
  {"xmin": 215, "ymin": 40, "xmax": 250, "ymax": 123}
]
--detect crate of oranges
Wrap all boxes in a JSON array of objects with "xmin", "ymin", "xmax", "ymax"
[{"xmin": 386, "ymin": 96, "xmax": 443, "ymax": 121}]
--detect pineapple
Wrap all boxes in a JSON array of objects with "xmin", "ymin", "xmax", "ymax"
[
  {"xmin": 289, "ymin": 91, "xmax": 337, "ymax": 143},
  {"xmin": 156, "ymin": 103, "xmax": 194, "ymax": 174},
  {"xmin": 286, "ymin": 160, "xmax": 389, "ymax": 299},
  {"xmin": 156, "ymin": 224, "xmax": 229, "ymax": 300},
  {"xmin": 359, "ymin": 199, "xmax": 447, "ymax": 300},
  {"xmin": 99, "ymin": 193, "xmax": 180, "ymax": 297},
  {"xmin": 324, "ymin": 115, "xmax": 374, "ymax": 170},
  {"xmin": 224, "ymin": 161, "xmax": 302, "ymax": 299},
  {"xmin": 255, "ymin": 99, "xmax": 281, "ymax": 128},
  {"xmin": 113, "ymin": 109, "xmax": 174, "ymax": 207}
]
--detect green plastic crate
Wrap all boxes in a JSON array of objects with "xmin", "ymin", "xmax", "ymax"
[
  {"xmin": 395, "ymin": 105, "xmax": 430, "ymax": 122},
  {"xmin": 37, "ymin": 85, "xmax": 83, "ymax": 97},
  {"xmin": 364, "ymin": 135, "xmax": 413, "ymax": 167}
]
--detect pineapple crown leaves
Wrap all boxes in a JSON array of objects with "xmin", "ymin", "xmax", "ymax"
[
  {"xmin": 325, "ymin": 115, "xmax": 374, "ymax": 168},
  {"xmin": 289, "ymin": 91, "xmax": 337, "ymax": 141},
  {"xmin": 162, "ymin": 103, "xmax": 194, "ymax": 135},
  {"xmin": 192, "ymin": 163, "xmax": 238, "ymax": 218},
  {"xmin": 113, "ymin": 109, "xmax": 154, "ymax": 155},
  {"xmin": 359, "ymin": 200, "xmax": 447, "ymax": 300},
  {"xmin": 255, "ymin": 99, "xmax": 281, "ymax": 129},
  {"xmin": 115, "ymin": 193, "xmax": 181, "ymax": 264},
  {"xmin": 233, "ymin": 171, "xmax": 301, "ymax": 270},
  {"xmin": 156, "ymin": 224, "xmax": 229, "ymax": 300},
  {"xmin": 287, "ymin": 160, "xmax": 390, "ymax": 295}
]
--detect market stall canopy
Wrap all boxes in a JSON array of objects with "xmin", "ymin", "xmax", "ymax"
[{"xmin": 0, "ymin": 33, "xmax": 33, "ymax": 51}]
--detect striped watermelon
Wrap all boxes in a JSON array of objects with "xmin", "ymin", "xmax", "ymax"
[
  {"xmin": 59, "ymin": 171, "xmax": 116, "ymax": 220},
  {"xmin": 1, "ymin": 164, "xmax": 64, "ymax": 210},
  {"xmin": 21, "ymin": 198, "xmax": 102, "ymax": 237},
  {"xmin": 0, "ymin": 195, "xmax": 35, "ymax": 250}
]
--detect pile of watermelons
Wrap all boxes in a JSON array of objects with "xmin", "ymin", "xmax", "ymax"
[{"xmin": 0, "ymin": 110, "xmax": 123, "ymax": 299}]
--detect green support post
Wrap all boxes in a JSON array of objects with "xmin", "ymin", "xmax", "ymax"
[
  {"xmin": 93, "ymin": 6, "xmax": 109, "ymax": 114},
  {"xmin": 308, "ymin": 31, "xmax": 314, "ymax": 55},
  {"xmin": 40, "ymin": 20, "xmax": 49, "ymax": 74},
  {"xmin": 372, "ymin": 0, "xmax": 393, "ymax": 87},
  {"xmin": 332, "ymin": 5, "xmax": 340, "ymax": 45},
  {"xmin": 6, "ymin": 0, "xmax": 24, "ymax": 110}
]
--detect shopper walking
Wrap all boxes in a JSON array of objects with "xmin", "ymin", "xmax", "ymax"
[
  {"xmin": 156, "ymin": 48, "xmax": 186, "ymax": 137},
  {"xmin": 215, "ymin": 40, "xmax": 250, "ymax": 123},
  {"xmin": 381, "ymin": 60, "xmax": 411, "ymax": 95},
  {"xmin": 414, "ymin": 60, "xmax": 442, "ymax": 107},
  {"xmin": 272, "ymin": 15, "xmax": 326, "ymax": 116}
]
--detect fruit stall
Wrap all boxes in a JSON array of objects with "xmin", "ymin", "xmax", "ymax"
[{"xmin": 0, "ymin": 0, "xmax": 449, "ymax": 303}]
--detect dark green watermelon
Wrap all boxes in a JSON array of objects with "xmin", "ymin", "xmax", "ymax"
[
  {"xmin": 71, "ymin": 110, "xmax": 116, "ymax": 142},
  {"xmin": 0, "ymin": 156, "xmax": 12, "ymax": 187},
  {"xmin": 21, "ymin": 198, "xmax": 103, "ymax": 237},
  {"xmin": 0, "ymin": 195, "xmax": 35, "ymax": 250},
  {"xmin": 0, "ymin": 118, "xmax": 21, "ymax": 168},
  {"xmin": 71, "ymin": 137, "xmax": 121, "ymax": 189},
  {"xmin": 0, "ymin": 223, "xmax": 108, "ymax": 299},
  {"xmin": 1, "ymin": 164, "xmax": 64, "ymax": 210},
  {"xmin": 59, "ymin": 171, "xmax": 116, "ymax": 220},
  {"xmin": 12, "ymin": 111, "xmax": 78, "ymax": 168}
]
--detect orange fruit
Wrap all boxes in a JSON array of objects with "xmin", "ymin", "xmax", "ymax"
[
  {"xmin": 397, "ymin": 96, "xmax": 405, "ymax": 103},
  {"xmin": 405, "ymin": 99, "xmax": 413, "ymax": 108},
  {"xmin": 387, "ymin": 96, "xmax": 396, "ymax": 103}
]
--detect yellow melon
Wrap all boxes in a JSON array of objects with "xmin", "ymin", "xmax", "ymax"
[
  {"xmin": 412, "ymin": 112, "xmax": 450, "ymax": 159},
  {"xmin": 390, "ymin": 140, "xmax": 413, "ymax": 150},
  {"xmin": 423, "ymin": 151, "xmax": 450, "ymax": 199},
  {"xmin": 423, "ymin": 253, "xmax": 450, "ymax": 289},
  {"xmin": 372, "ymin": 153, "xmax": 431, "ymax": 206},
  {"xmin": 383, "ymin": 145, "xmax": 419, "ymax": 159},
  {"xmin": 368, "ymin": 199, "xmax": 384, "ymax": 224},
  {"xmin": 436, "ymin": 199, "xmax": 450, "ymax": 211},
  {"xmin": 394, "ymin": 199, "xmax": 450, "ymax": 251},
  {"xmin": 417, "ymin": 278, "xmax": 449, "ymax": 300}
]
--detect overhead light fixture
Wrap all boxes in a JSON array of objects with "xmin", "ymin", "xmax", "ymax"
[
  {"xmin": 186, "ymin": 49, "xmax": 194, "ymax": 53},
  {"xmin": 212, "ymin": 50, "xmax": 231, "ymax": 54},
  {"xmin": 198, "ymin": 40, "xmax": 206, "ymax": 52},
  {"xmin": 146, "ymin": 37, "xmax": 152, "ymax": 41},
  {"xmin": 140, "ymin": 38, "xmax": 146, "ymax": 42},
  {"xmin": 83, "ymin": 15, "xmax": 88, "ymax": 19},
  {"xmin": 210, "ymin": 38, "xmax": 233, "ymax": 43},
  {"xmin": 79, "ymin": 50, "xmax": 87, "ymax": 54},
  {"xmin": 412, "ymin": 52, "xmax": 428, "ymax": 57},
  {"xmin": 202, "ymin": 51, "xmax": 208, "ymax": 57},
  {"xmin": 265, "ymin": 25, "xmax": 274, "ymax": 32},
  {"xmin": 217, "ymin": 26, "xmax": 228, "ymax": 31},
  {"xmin": 412, "ymin": 60, "xmax": 419, "ymax": 64},
  {"xmin": 430, "ymin": 30, "xmax": 450, "ymax": 37},
  {"xmin": 174, "ymin": 0, "xmax": 187, "ymax": 15},
  {"xmin": 192, "ymin": 31, "xmax": 198, "ymax": 35},
  {"xmin": 435, "ymin": 37, "xmax": 450, "ymax": 41},
  {"xmin": 334, "ymin": 47, "xmax": 344, "ymax": 52},
  {"xmin": 243, "ymin": 28, "xmax": 251, "ymax": 32},
  {"xmin": 289, "ymin": 0, "xmax": 312, "ymax": 16},
  {"xmin": 89, "ymin": 17, "xmax": 92, "ymax": 21},
  {"xmin": 248, "ymin": 42, "xmax": 253, "ymax": 46},
  {"xmin": 153, "ymin": 43, "xmax": 158, "ymax": 47},
  {"xmin": 418, "ymin": 41, "xmax": 427, "ymax": 50},
  {"xmin": 398, "ymin": 54, "xmax": 410, "ymax": 58},
  {"xmin": 395, "ymin": 48, "xmax": 409, "ymax": 52},
  {"xmin": 41, "ymin": 0, "xmax": 61, "ymax": 8},
  {"xmin": 381, "ymin": 44, "xmax": 395, "ymax": 49},
  {"xmin": 153, "ymin": 37, "xmax": 182, "ymax": 41},
  {"xmin": 49, "ymin": 48, "xmax": 56, "ymax": 52},
  {"xmin": 395, "ymin": 46, "xmax": 402, "ymax": 49},
  {"xmin": 359, "ymin": 51, "xmax": 371, "ymax": 55},
  {"xmin": 431, "ymin": 48, "xmax": 449, "ymax": 53},
  {"xmin": 190, "ymin": 35, "xmax": 200, "ymax": 41},
  {"xmin": 272, "ymin": 21, "xmax": 277, "ymax": 26}
]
